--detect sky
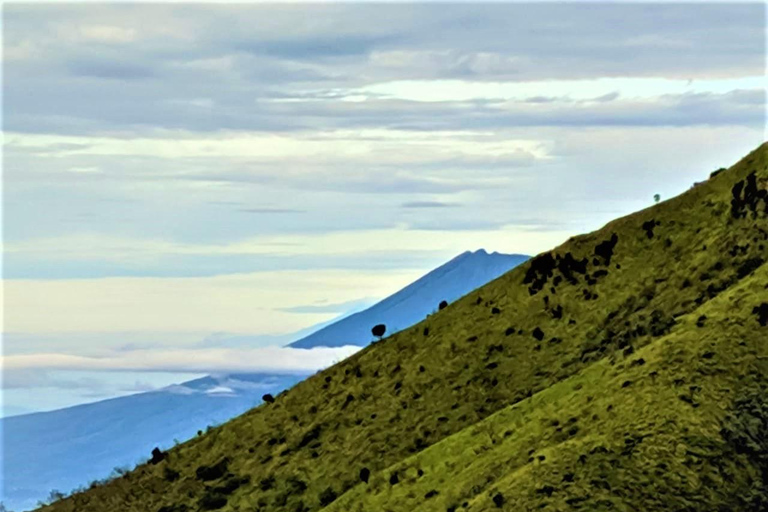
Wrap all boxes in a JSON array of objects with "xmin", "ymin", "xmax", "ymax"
[{"xmin": 2, "ymin": 2, "xmax": 766, "ymax": 416}]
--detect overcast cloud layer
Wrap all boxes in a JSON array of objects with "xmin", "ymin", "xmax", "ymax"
[{"xmin": 2, "ymin": 3, "xmax": 766, "ymax": 414}]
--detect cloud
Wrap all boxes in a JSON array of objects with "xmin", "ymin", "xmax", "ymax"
[
  {"xmin": 279, "ymin": 297, "xmax": 377, "ymax": 314},
  {"xmin": 233, "ymin": 33, "xmax": 395, "ymax": 59},
  {"xmin": 1, "ymin": 367, "xmax": 160, "ymax": 395},
  {"xmin": 66, "ymin": 58, "xmax": 155, "ymax": 80},
  {"xmin": 401, "ymin": 201, "xmax": 460, "ymax": 208},
  {"xmin": 3, "ymin": 5, "xmax": 764, "ymax": 137},
  {"xmin": 238, "ymin": 208, "xmax": 306, "ymax": 214},
  {"xmin": 1, "ymin": 346, "xmax": 362, "ymax": 374}
]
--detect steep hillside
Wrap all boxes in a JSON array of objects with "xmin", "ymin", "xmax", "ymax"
[
  {"xmin": 290, "ymin": 250, "xmax": 529, "ymax": 348},
  {"xmin": 38, "ymin": 143, "xmax": 767, "ymax": 512}
]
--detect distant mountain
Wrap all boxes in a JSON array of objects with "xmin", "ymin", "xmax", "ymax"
[
  {"xmin": 0, "ymin": 373, "xmax": 308, "ymax": 512},
  {"xmin": 290, "ymin": 250, "xmax": 529, "ymax": 348},
  {"xmin": 2, "ymin": 250, "xmax": 528, "ymax": 511}
]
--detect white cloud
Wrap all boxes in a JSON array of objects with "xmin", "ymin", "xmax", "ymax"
[
  {"xmin": 1, "ymin": 345, "xmax": 362, "ymax": 374},
  {"xmin": 359, "ymin": 76, "xmax": 765, "ymax": 103},
  {"xmin": 74, "ymin": 25, "xmax": 138, "ymax": 44},
  {"xmin": 4, "ymin": 226, "xmax": 565, "ymax": 262},
  {"xmin": 4, "ymin": 129, "xmax": 552, "ymax": 164}
]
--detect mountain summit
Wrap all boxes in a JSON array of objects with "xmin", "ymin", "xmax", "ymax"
[
  {"xmin": 38, "ymin": 143, "xmax": 767, "ymax": 512},
  {"xmin": 290, "ymin": 250, "xmax": 529, "ymax": 348}
]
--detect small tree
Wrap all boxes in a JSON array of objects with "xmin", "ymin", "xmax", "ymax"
[
  {"xmin": 710, "ymin": 167, "xmax": 726, "ymax": 179},
  {"xmin": 653, "ymin": 194, "xmax": 661, "ymax": 204},
  {"xmin": 371, "ymin": 324, "xmax": 386, "ymax": 340}
]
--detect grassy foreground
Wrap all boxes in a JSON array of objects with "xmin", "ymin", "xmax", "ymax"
[{"xmin": 40, "ymin": 143, "xmax": 767, "ymax": 512}]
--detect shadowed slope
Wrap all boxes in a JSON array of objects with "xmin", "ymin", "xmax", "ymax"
[{"xmin": 39, "ymin": 143, "xmax": 767, "ymax": 512}]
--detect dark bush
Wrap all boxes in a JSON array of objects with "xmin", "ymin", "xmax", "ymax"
[
  {"xmin": 158, "ymin": 506, "xmax": 188, "ymax": 512},
  {"xmin": 753, "ymin": 303, "xmax": 768, "ymax": 326},
  {"xmin": 493, "ymin": 493, "xmax": 505, "ymax": 508},
  {"xmin": 262, "ymin": 393, "xmax": 275, "ymax": 403},
  {"xmin": 259, "ymin": 475, "xmax": 276, "ymax": 491},
  {"xmin": 150, "ymin": 447, "xmax": 166, "ymax": 465},
  {"xmin": 359, "ymin": 467, "xmax": 370, "ymax": 483},
  {"xmin": 163, "ymin": 467, "xmax": 180, "ymax": 482},
  {"xmin": 195, "ymin": 458, "xmax": 229, "ymax": 481},
  {"xmin": 213, "ymin": 475, "xmax": 250, "ymax": 495},
  {"xmin": 710, "ymin": 167, "xmax": 726, "ymax": 178},
  {"xmin": 372, "ymin": 323, "xmax": 386, "ymax": 339},
  {"xmin": 318, "ymin": 487, "xmax": 337, "ymax": 507},
  {"xmin": 594, "ymin": 234, "xmax": 619, "ymax": 265},
  {"xmin": 287, "ymin": 476, "xmax": 308, "ymax": 494},
  {"xmin": 297, "ymin": 425, "xmax": 322, "ymax": 449},
  {"xmin": 737, "ymin": 258, "xmax": 764, "ymax": 279},
  {"xmin": 439, "ymin": 300, "xmax": 448, "ymax": 310},
  {"xmin": 198, "ymin": 491, "xmax": 227, "ymax": 511}
]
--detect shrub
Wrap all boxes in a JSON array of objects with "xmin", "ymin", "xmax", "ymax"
[
  {"xmin": 259, "ymin": 475, "xmax": 276, "ymax": 491},
  {"xmin": 195, "ymin": 458, "xmax": 229, "ymax": 481},
  {"xmin": 163, "ymin": 467, "xmax": 180, "ymax": 482},
  {"xmin": 372, "ymin": 324, "xmax": 386, "ymax": 340},
  {"xmin": 318, "ymin": 487, "xmax": 337, "ymax": 507},
  {"xmin": 287, "ymin": 476, "xmax": 308, "ymax": 494},
  {"xmin": 150, "ymin": 447, "xmax": 166, "ymax": 465},
  {"xmin": 198, "ymin": 491, "xmax": 227, "ymax": 511},
  {"xmin": 213, "ymin": 475, "xmax": 250, "ymax": 495}
]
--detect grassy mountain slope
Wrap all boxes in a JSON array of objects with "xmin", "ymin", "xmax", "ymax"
[
  {"xmin": 40, "ymin": 143, "xmax": 767, "ymax": 512},
  {"xmin": 328, "ymin": 263, "xmax": 767, "ymax": 512}
]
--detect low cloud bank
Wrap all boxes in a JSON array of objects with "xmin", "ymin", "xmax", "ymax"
[{"xmin": 1, "ymin": 345, "xmax": 362, "ymax": 376}]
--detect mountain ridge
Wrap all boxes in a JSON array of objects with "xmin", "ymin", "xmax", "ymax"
[{"xmin": 290, "ymin": 249, "xmax": 528, "ymax": 348}]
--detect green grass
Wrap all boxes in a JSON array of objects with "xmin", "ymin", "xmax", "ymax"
[{"xmin": 40, "ymin": 142, "xmax": 768, "ymax": 512}]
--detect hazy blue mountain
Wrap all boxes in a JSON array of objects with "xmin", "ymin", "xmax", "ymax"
[
  {"xmin": 0, "ymin": 373, "xmax": 308, "ymax": 512},
  {"xmin": 290, "ymin": 250, "xmax": 529, "ymax": 348},
  {"xmin": 0, "ymin": 249, "xmax": 528, "ymax": 511}
]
